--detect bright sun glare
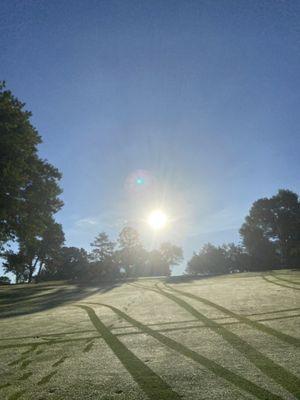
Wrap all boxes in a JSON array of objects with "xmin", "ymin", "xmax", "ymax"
[{"xmin": 147, "ymin": 210, "xmax": 167, "ymax": 230}]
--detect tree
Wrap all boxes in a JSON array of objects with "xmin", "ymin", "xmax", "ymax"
[
  {"xmin": 239, "ymin": 224, "xmax": 278, "ymax": 270},
  {"xmin": 0, "ymin": 82, "xmax": 51, "ymax": 244},
  {"xmin": 221, "ymin": 243, "xmax": 251, "ymax": 273},
  {"xmin": 145, "ymin": 249, "xmax": 164, "ymax": 276},
  {"xmin": 240, "ymin": 189, "xmax": 300, "ymax": 268},
  {"xmin": 186, "ymin": 243, "xmax": 229, "ymax": 276},
  {"xmin": 2, "ymin": 251, "xmax": 28, "ymax": 283},
  {"xmin": 0, "ymin": 276, "xmax": 11, "ymax": 285},
  {"xmin": 35, "ymin": 220, "xmax": 65, "ymax": 278},
  {"xmin": 0, "ymin": 82, "xmax": 64, "ymax": 282},
  {"xmin": 39, "ymin": 246, "xmax": 89, "ymax": 281},
  {"xmin": 117, "ymin": 227, "xmax": 146, "ymax": 277},
  {"xmin": 90, "ymin": 232, "xmax": 115, "ymax": 262},
  {"xmin": 88, "ymin": 232, "xmax": 120, "ymax": 281},
  {"xmin": 158, "ymin": 242, "xmax": 183, "ymax": 276},
  {"xmin": 3, "ymin": 219, "xmax": 64, "ymax": 282}
]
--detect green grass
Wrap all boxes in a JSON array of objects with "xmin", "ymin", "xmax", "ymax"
[{"xmin": 0, "ymin": 269, "xmax": 299, "ymax": 399}]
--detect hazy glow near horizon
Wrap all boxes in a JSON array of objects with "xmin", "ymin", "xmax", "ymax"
[{"xmin": 147, "ymin": 210, "xmax": 167, "ymax": 230}]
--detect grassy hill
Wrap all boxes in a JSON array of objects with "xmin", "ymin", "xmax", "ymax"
[{"xmin": 0, "ymin": 270, "xmax": 299, "ymax": 400}]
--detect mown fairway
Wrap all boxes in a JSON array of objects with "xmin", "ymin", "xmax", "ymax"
[{"xmin": 0, "ymin": 270, "xmax": 299, "ymax": 400}]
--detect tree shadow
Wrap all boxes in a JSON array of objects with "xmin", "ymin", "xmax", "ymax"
[
  {"xmin": 262, "ymin": 275, "xmax": 300, "ymax": 291},
  {"xmin": 0, "ymin": 281, "xmax": 122, "ymax": 319},
  {"xmin": 164, "ymin": 273, "xmax": 238, "ymax": 284},
  {"xmin": 84, "ymin": 303, "xmax": 284, "ymax": 400}
]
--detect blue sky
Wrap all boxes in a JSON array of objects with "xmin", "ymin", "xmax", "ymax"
[{"xmin": 1, "ymin": 0, "xmax": 299, "ymax": 275}]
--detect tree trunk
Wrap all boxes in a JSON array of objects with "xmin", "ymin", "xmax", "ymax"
[
  {"xmin": 28, "ymin": 257, "xmax": 39, "ymax": 283},
  {"xmin": 36, "ymin": 260, "xmax": 44, "ymax": 278}
]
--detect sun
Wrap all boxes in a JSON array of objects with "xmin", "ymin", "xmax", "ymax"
[{"xmin": 147, "ymin": 210, "xmax": 167, "ymax": 230}]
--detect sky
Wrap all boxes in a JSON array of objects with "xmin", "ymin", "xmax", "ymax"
[{"xmin": 1, "ymin": 0, "xmax": 299, "ymax": 275}]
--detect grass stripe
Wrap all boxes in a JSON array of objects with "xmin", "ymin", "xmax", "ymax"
[
  {"xmin": 262, "ymin": 275, "xmax": 300, "ymax": 290},
  {"xmin": 271, "ymin": 273, "xmax": 300, "ymax": 286},
  {"xmin": 116, "ymin": 313, "xmax": 300, "ymax": 337},
  {"xmin": 154, "ymin": 285, "xmax": 300, "ymax": 397},
  {"xmin": 0, "ymin": 329, "xmax": 96, "ymax": 342},
  {"xmin": 83, "ymin": 339, "xmax": 94, "ymax": 352},
  {"xmin": 88, "ymin": 302, "xmax": 284, "ymax": 400},
  {"xmin": 52, "ymin": 355, "xmax": 68, "ymax": 367},
  {"xmin": 0, "ymin": 335, "xmax": 101, "ymax": 350},
  {"xmin": 0, "ymin": 382, "xmax": 11, "ymax": 389},
  {"xmin": 8, "ymin": 390, "xmax": 26, "ymax": 400},
  {"xmin": 161, "ymin": 283, "xmax": 299, "ymax": 346},
  {"xmin": 18, "ymin": 372, "xmax": 33, "ymax": 381},
  {"xmin": 245, "ymin": 307, "xmax": 300, "ymax": 317},
  {"xmin": 130, "ymin": 284, "xmax": 300, "ymax": 396},
  {"xmin": 0, "ymin": 313, "xmax": 299, "ymax": 351},
  {"xmin": 263, "ymin": 275, "xmax": 300, "ymax": 290},
  {"xmin": 76, "ymin": 305, "xmax": 182, "ymax": 400},
  {"xmin": 37, "ymin": 370, "xmax": 57, "ymax": 385}
]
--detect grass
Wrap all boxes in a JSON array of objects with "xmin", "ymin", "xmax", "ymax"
[{"xmin": 0, "ymin": 269, "xmax": 299, "ymax": 399}]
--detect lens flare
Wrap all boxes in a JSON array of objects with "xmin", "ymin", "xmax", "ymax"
[
  {"xmin": 125, "ymin": 169, "xmax": 155, "ymax": 194},
  {"xmin": 147, "ymin": 210, "xmax": 167, "ymax": 230}
]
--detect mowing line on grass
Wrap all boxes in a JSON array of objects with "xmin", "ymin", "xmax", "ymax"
[
  {"xmin": 87, "ymin": 302, "xmax": 285, "ymax": 400},
  {"xmin": 129, "ymin": 283, "xmax": 300, "ymax": 397},
  {"xmin": 52, "ymin": 355, "xmax": 68, "ymax": 367},
  {"xmin": 8, "ymin": 389, "xmax": 26, "ymax": 400},
  {"xmin": 262, "ymin": 276, "xmax": 300, "ymax": 291},
  {"xmin": 0, "ymin": 329, "xmax": 96, "ymax": 342},
  {"xmin": 18, "ymin": 372, "xmax": 33, "ymax": 381},
  {"xmin": 116, "ymin": 313, "xmax": 300, "ymax": 338},
  {"xmin": 76, "ymin": 305, "xmax": 182, "ymax": 400},
  {"xmin": 271, "ymin": 273, "xmax": 300, "ymax": 286},
  {"xmin": 153, "ymin": 285, "xmax": 300, "ymax": 398},
  {"xmin": 0, "ymin": 335, "xmax": 102, "ymax": 350},
  {"xmin": 1, "ymin": 313, "xmax": 299, "ymax": 352},
  {"xmin": 37, "ymin": 370, "xmax": 57, "ymax": 385},
  {"xmin": 0, "ymin": 383, "xmax": 11, "ymax": 389},
  {"xmin": 245, "ymin": 307, "xmax": 300, "ymax": 317},
  {"xmin": 160, "ymin": 283, "xmax": 300, "ymax": 346},
  {"xmin": 83, "ymin": 338, "xmax": 95, "ymax": 352},
  {"xmin": 8, "ymin": 344, "xmax": 38, "ymax": 368}
]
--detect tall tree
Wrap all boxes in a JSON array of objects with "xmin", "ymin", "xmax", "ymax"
[
  {"xmin": 89, "ymin": 232, "xmax": 115, "ymax": 262},
  {"xmin": 0, "ymin": 81, "xmax": 42, "ymax": 245},
  {"xmin": 158, "ymin": 242, "xmax": 183, "ymax": 276},
  {"xmin": 0, "ymin": 82, "xmax": 64, "ymax": 281},
  {"xmin": 3, "ymin": 219, "xmax": 64, "ymax": 282},
  {"xmin": 39, "ymin": 247, "xmax": 89, "ymax": 281},
  {"xmin": 240, "ymin": 189, "xmax": 300, "ymax": 267},
  {"xmin": 88, "ymin": 232, "xmax": 120, "ymax": 281},
  {"xmin": 117, "ymin": 227, "xmax": 146, "ymax": 277},
  {"xmin": 35, "ymin": 220, "xmax": 65, "ymax": 279},
  {"xmin": 222, "ymin": 243, "xmax": 251, "ymax": 273},
  {"xmin": 186, "ymin": 243, "xmax": 229, "ymax": 276}
]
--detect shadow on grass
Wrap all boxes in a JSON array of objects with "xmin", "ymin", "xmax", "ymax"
[
  {"xmin": 165, "ymin": 274, "xmax": 214, "ymax": 284},
  {"xmin": 271, "ymin": 273, "xmax": 300, "ymax": 285},
  {"xmin": 0, "ymin": 282, "xmax": 122, "ymax": 319},
  {"xmin": 76, "ymin": 305, "xmax": 182, "ymax": 400},
  {"xmin": 131, "ymin": 281, "xmax": 300, "ymax": 347},
  {"xmin": 262, "ymin": 276, "xmax": 300, "ymax": 291},
  {"xmin": 166, "ymin": 269, "xmax": 300, "ymax": 285},
  {"xmin": 85, "ymin": 303, "xmax": 284, "ymax": 400},
  {"xmin": 130, "ymin": 282, "xmax": 300, "ymax": 398},
  {"xmin": 161, "ymin": 283, "xmax": 300, "ymax": 347}
]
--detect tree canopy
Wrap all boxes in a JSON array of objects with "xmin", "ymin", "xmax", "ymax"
[
  {"xmin": 240, "ymin": 189, "xmax": 300, "ymax": 268},
  {"xmin": 186, "ymin": 189, "xmax": 300, "ymax": 276},
  {"xmin": 0, "ymin": 82, "xmax": 64, "ymax": 282}
]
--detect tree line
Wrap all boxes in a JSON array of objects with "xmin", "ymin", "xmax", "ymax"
[
  {"xmin": 0, "ymin": 83, "xmax": 299, "ymax": 284},
  {"xmin": 37, "ymin": 228, "xmax": 183, "ymax": 283},
  {"xmin": 187, "ymin": 189, "xmax": 300, "ymax": 276}
]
